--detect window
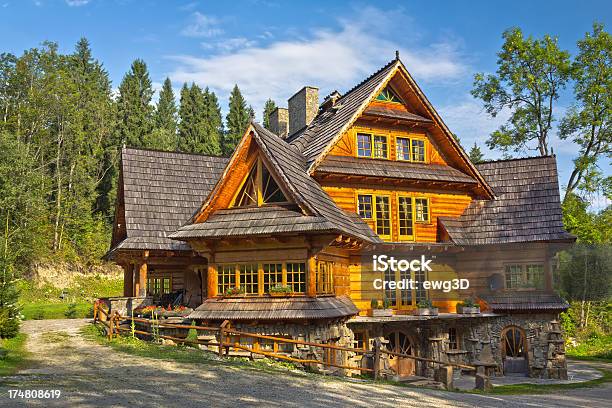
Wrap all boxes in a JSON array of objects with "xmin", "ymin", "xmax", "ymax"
[
  {"xmin": 234, "ymin": 158, "xmax": 288, "ymax": 207},
  {"xmin": 354, "ymin": 331, "xmax": 368, "ymax": 350},
  {"xmin": 357, "ymin": 133, "xmax": 372, "ymax": 157},
  {"xmin": 217, "ymin": 262, "xmax": 307, "ymax": 296},
  {"xmin": 286, "ymin": 263, "xmax": 306, "ymax": 294},
  {"xmin": 411, "ymin": 139, "xmax": 425, "ymax": 162},
  {"xmin": 357, "ymin": 194, "xmax": 373, "ymax": 219},
  {"xmin": 376, "ymin": 85, "xmax": 402, "ymax": 103},
  {"xmin": 375, "ymin": 196, "xmax": 391, "ymax": 237},
  {"xmin": 448, "ymin": 328, "xmax": 459, "ymax": 350},
  {"xmin": 505, "ymin": 264, "xmax": 545, "ymax": 289},
  {"xmin": 357, "ymin": 133, "xmax": 387, "ymax": 159},
  {"xmin": 396, "ymin": 137, "xmax": 411, "ymax": 161},
  {"xmin": 263, "ymin": 263, "xmax": 283, "ymax": 293},
  {"xmin": 398, "ymin": 196, "xmax": 414, "ymax": 239},
  {"xmin": 240, "ymin": 264, "xmax": 259, "ymax": 295},
  {"xmin": 415, "ymin": 198, "xmax": 430, "ymax": 223},
  {"xmin": 218, "ymin": 265, "xmax": 237, "ymax": 295},
  {"xmin": 373, "ymin": 135, "xmax": 388, "ymax": 159},
  {"xmin": 147, "ymin": 277, "xmax": 172, "ymax": 296},
  {"xmin": 316, "ymin": 261, "xmax": 334, "ymax": 294}
]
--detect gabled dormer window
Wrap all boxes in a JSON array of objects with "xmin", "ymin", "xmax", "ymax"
[
  {"xmin": 376, "ymin": 85, "xmax": 402, "ymax": 103},
  {"xmin": 234, "ymin": 157, "xmax": 288, "ymax": 207}
]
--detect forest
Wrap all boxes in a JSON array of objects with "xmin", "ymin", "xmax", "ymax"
[{"xmin": 0, "ymin": 25, "xmax": 610, "ymax": 358}]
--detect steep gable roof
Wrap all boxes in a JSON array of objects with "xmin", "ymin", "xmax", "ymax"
[
  {"xmin": 288, "ymin": 56, "xmax": 495, "ymax": 199},
  {"xmin": 109, "ymin": 147, "xmax": 228, "ymax": 253},
  {"xmin": 439, "ymin": 156, "xmax": 575, "ymax": 245},
  {"xmin": 174, "ymin": 122, "xmax": 381, "ymax": 243}
]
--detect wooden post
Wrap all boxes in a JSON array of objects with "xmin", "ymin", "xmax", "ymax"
[
  {"xmin": 207, "ymin": 261, "xmax": 218, "ymax": 298},
  {"xmin": 93, "ymin": 301, "xmax": 98, "ymax": 323},
  {"xmin": 135, "ymin": 262, "xmax": 147, "ymax": 297},
  {"xmin": 108, "ymin": 313, "xmax": 114, "ymax": 340},
  {"xmin": 219, "ymin": 320, "xmax": 230, "ymax": 357},
  {"xmin": 123, "ymin": 263, "xmax": 134, "ymax": 297},
  {"xmin": 307, "ymin": 255, "xmax": 317, "ymax": 297},
  {"xmin": 373, "ymin": 338, "xmax": 381, "ymax": 380}
]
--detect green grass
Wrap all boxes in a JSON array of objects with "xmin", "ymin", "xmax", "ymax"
[
  {"xmin": 19, "ymin": 275, "xmax": 123, "ymax": 320},
  {"xmin": 566, "ymin": 334, "xmax": 612, "ymax": 362},
  {"xmin": 0, "ymin": 333, "xmax": 29, "ymax": 376},
  {"xmin": 21, "ymin": 301, "xmax": 92, "ymax": 320},
  {"xmin": 466, "ymin": 369, "xmax": 612, "ymax": 395},
  {"xmin": 81, "ymin": 323, "xmax": 313, "ymax": 377}
]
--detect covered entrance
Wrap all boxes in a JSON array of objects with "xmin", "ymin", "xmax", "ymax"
[
  {"xmin": 501, "ymin": 326, "xmax": 528, "ymax": 375},
  {"xmin": 385, "ymin": 330, "xmax": 416, "ymax": 376}
]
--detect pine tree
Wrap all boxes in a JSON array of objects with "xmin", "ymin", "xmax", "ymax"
[
  {"xmin": 148, "ymin": 77, "xmax": 178, "ymax": 150},
  {"xmin": 200, "ymin": 87, "xmax": 222, "ymax": 155},
  {"xmin": 223, "ymin": 84, "xmax": 250, "ymax": 156},
  {"xmin": 116, "ymin": 59, "xmax": 154, "ymax": 148},
  {"xmin": 469, "ymin": 142, "xmax": 485, "ymax": 164},
  {"xmin": 262, "ymin": 99, "xmax": 276, "ymax": 129}
]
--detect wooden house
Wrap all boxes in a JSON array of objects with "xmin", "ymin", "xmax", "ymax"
[{"xmin": 107, "ymin": 55, "xmax": 574, "ymax": 379}]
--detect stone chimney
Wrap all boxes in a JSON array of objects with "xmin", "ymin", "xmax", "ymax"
[
  {"xmin": 269, "ymin": 107, "xmax": 289, "ymax": 138},
  {"xmin": 288, "ymin": 86, "xmax": 319, "ymax": 136}
]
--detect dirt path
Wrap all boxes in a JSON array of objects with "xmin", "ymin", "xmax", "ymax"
[{"xmin": 0, "ymin": 319, "xmax": 610, "ymax": 408}]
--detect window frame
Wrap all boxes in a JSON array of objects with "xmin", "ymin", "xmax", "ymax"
[
  {"xmin": 414, "ymin": 197, "xmax": 430, "ymax": 224},
  {"xmin": 357, "ymin": 194, "xmax": 373, "ymax": 219},
  {"xmin": 316, "ymin": 260, "xmax": 334, "ymax": 295},
  {"xmin": 504, "ymin": 263, "xmax": 545, "ymax": 290},
  {"xmin": 374, "ymin": 195, "xmax": 392, "ymax": 239},
  {"xmin": 355, "ymin": 132, "xmax": 389, "ymax": 159},
  {"xmin": 396, "ymin": 136, "xmax": 412, "ymax": 162},
  {"xmin": 216, "ymin": 261, "xmax": 308, "ymax": 297},
  {"xmin": 448, "ymin": 327, "xmax": 461, "ymax": 351},
  {"xmin": 231, "ymin": 157, "xmax": 291, "ymax": 208},
  {"xmin": 397, "ymin": 195, "xmax": 415, "ymax": 241},
  {"xmin": 411, "ymin": 138, "xmax": 427, "ymax": 162}
]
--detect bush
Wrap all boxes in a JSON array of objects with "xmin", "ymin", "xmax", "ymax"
[
  {"xmin": 0, "ymin": 308, "xmax": 20, "ymax": 338},
  {"xmin": 417, "ymin": 299, "xmax": 434, "ymax": 309},
  {"xmin": 64, "ymin": 303, "xmax": 78, "ymax": 319}
]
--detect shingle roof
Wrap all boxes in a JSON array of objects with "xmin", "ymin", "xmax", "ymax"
[
  {"xmin": 362, "ymin": 104, "xmax": 433, "ymax": 123},
  {"xmin": 189, "ymin": 295, "xmax": 359, "ymax": 320},
  {"xmin": 439, "ymin": 156, "xmax": 575, "ymax": 245},
  {"xmin": 112, "ymin": 148, "xmax": 228, "ymax": 252},
  {"xmin": 288, "ymin": 59, "xmax": 399, "ymax": 166},
  {"xmin": 479, "ymin": 292, "xmax": 569, "ymax": 312},
  {"xmin": 170, "ymin": 206, "xmax": 337, "ymax": 239},
  {"xmin": 316, "ymin": 155, "xmax": 478, "ymax": 184}
]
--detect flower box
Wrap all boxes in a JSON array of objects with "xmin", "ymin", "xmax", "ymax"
[
  {"xmin": 269, "ymin": 292, "xmax": 291, "ymax": 298},
  {"xmin": 371, "ymin": 308, "xmax": 393, "ymax": 317},
  {"xmin": 457, "ymin": 306, "xmax": 480, "ymax": 314},
  {"xmin": 413, "ymin": 307, "xmax": 439, "ymax": 316}
]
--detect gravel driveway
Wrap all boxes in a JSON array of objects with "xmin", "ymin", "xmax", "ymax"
[{"xmin": 0, "ymin": 319, "xmax": 610, "ymax": 408}]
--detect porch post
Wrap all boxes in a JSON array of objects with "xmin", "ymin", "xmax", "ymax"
[
  {"xmin": 123, "ymin": 263, "xmax": 134, "ymax": 297},
  {"xmin": 307, "ymin": 254, "xmax": 317, "ymax": 297},
  {"xmin": 135, "ymin": 262, "xmax": 148, "ymax": 297},
  {"xmin": 207, "ymin": 253, "xmax": 217, "ymax": 298}
]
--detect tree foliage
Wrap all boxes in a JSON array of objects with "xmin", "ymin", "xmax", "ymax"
[
  {"xmin": 468, "ymin": 142, "xmax": 485, "ymax": 164},
  {"xmin": 559, "ymin": 23, "xmax": 612, "ymax": 202},
  {"xmin": 262, "ymin": 98, "xmax": 276, "ymax": 130},
  {"xmin": 223, "ymin": 84, "xmax": 250, "ymax": 156},
  {"xmin": 148, "ymin": 77, "xmax": 178, "ymax": 151},
  {"xmin": 116, "ymin": 59, "xmax": 154, "ymax": 148},
  {"xmin": 472, "ymin": 28, "xmax": 571, "ymax": 156},
  {"xmin": 178, "ymin": 83, "xmax": 222, "ymax": 155}
]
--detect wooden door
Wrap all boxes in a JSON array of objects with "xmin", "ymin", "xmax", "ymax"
[
  {"xmin": 386, "ymin": 330, "xmax": 415, "ymax": 376},
  {"xmin": 502, "ymin": 326, "xmax": 528, "ymax": 375}
]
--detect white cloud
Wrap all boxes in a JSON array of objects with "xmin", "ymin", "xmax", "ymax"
[
  {"xmin": 65, "ymin": 0, "xmax": 89, "ymax": 6},
  {"xmin": 438, "ymin": 97, "xmax": 511, "ymax": 159},
  {"xmin": 168, "ymin": 7, "xmax": 468, "ymax": 121},
  {"xmin": 181, "ymin": 11, "xmax": 223, "ymax": 38},
  {"xmin": 201, "ymin": 37, "xmax": 257, "ymax": 53}
]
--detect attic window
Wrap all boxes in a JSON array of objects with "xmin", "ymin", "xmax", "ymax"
[
  {"xmin": 234, "ymin": 157, "xmax": 288, "ymax": 207},
  {"xmin": 376, "ymin": 85, "xmax": 402, "ymax": 103}
]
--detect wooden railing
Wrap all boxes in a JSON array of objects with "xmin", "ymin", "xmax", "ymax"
[{"xmin": 92, "ymin": 302, "xmax": 480, "ymax": 386}]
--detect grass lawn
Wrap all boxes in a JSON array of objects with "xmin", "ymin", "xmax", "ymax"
[
  {"xmin": 21, "ymin": 301, "xmax": 92, "ymax": 320},
  {"xmin": 468, "ymin": 369, "xmax": 612, "ymax": 395},
  {"xmin": 0, "ymin": 333, "xmax": 29, "ymax": 376},
  {"xmin": 566, "ymin": 334, "xmax": 612, "ymax": 362}
]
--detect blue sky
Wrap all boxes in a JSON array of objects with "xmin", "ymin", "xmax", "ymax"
[{"xmin": 1, "ymin": 0, "xmax": 610, "ymax": 207}]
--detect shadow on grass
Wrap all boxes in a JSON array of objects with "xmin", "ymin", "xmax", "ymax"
[{"xmin": 0, "ymin": 333, "xmax": 31, "ymax": 376}]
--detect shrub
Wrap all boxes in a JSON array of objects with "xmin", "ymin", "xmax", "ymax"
[
  {"xmin": 225, "ymin": 287, "xmax": 245, "ymax": 296},
  {"xmin": 64, "ymin": 303, "xmax": 78, "ymax": 319},
  {"xmin": 382, "ymin": 297, "xmax": 392, "ymax": 309},
  {"xmin": 0, "ymin": 308, "xmax": 20, "ymax": 338},
  {"xmin": 458, "ymin": 298, "xmax": 477, "ymax": 308},
  {"xmin": 417, "ymin": 299, "xmax": 434, "ymax": 309},
  {"xmin": 370, "ymin": 298, "xmax": 379, "ymax": 309},
  {"xmin": 268, "ymin": 284, "xmax": 293, "ymax": 294}
]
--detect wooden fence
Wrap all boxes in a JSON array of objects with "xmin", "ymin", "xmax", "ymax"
[{"xmin": 92, "ymin": 302, "xmax": 480, "ymax": 386}]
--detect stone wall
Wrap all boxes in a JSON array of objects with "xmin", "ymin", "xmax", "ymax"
[{"xmin": 229, "ymin": 320, "xmax": 358, "ymax": 375}]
